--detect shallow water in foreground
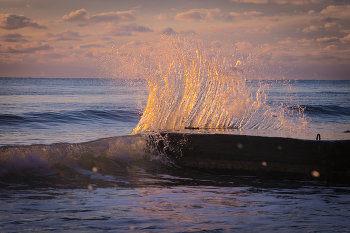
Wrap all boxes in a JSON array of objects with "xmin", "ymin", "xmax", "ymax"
[
  {"xmin": 1, "ymin": 176, "xmax": 350, "ymax": 232},
  {"xmin": 1, "ymin": 78, "xmax": 350, "ymax": 232}
]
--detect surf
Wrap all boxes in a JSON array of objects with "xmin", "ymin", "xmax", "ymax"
[{"xmin": 110, "ymin": 37, "xmax": 308, "ymax": 136}]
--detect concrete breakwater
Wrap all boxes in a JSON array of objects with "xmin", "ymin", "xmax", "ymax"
[{"xmin": 154, "ymin": 132, "xmax": 350, "ymax": 184}]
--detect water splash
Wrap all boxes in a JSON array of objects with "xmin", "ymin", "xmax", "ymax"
[{"xmin": 109, "ymin": 37, "xmax": 307, "ymax": 135}]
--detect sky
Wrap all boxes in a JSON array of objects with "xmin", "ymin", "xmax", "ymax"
[{"xmin": 0, "ymin": 0, "xmax": 350, "ymax": 80}]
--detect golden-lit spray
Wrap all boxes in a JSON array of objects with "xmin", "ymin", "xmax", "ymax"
[{"xmin": 106, "ymin": 36, "xmax": 307, "ymax": 135}]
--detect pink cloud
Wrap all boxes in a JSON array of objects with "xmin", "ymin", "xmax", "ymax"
[
  {"xmin": 232, "ymin": 0, "xmax": 324, "ymax": 4},
  {"xmin": 78, "ymin": 42, "xmax": 105, "ymax": 49},
  {"xmin": 156, "ymin": 14, "xmax": 167, "ymax": 21},
  {"xmin": 302, "ymin": 25, "xmax": 324, "ymax": 33},
  {"xmin": 175, "ymin": 8, "xmax": 221, "ymax": 22},
  {"xmin": 0, "ymin": 14, "xmax": 47, "ymax": 30},
  {"xmin": 320, "ymin": 5, "xmax": 350, "ymax": 19},
  {"xmin": 341, "ymin": 34, "xmax": 350, "ymax": 43},
  {"xmin": 324, "ymin": 22, "xmax": 341, "ymax": 30},
  {"xmin": 316, "ymin": 37, "xmax": 340, "ymax": 43},
  {"xmin": 0, "ymin": 42, "xmax": 52, "ymax": 53},
  {"xmin": 302, "ymin": 23, "xmax": 341, "ymax": 33},
  {"xmin": 324, "ymin": 45, "xmax": 339, "ymax": 50},
  {"xmin": 46, "ymin": 29, "xmax": 86, "ymax": 41},
  {"xmin": 62, "ymin": 9, "xmax": 88, "ymax": 22},
  {"xmin": 63, "ymin": 9, "xmax": 136, "ymax": 26},
  {"xmin": 245, "ymin": 26, "xmax": 270, "ymax": 34},
  {"xmin": 272, "ymin": 0, "xmax": 324, "ymax": 4},
  {"xmin": 278, "ymin": 38, "xmax": 294, "ymax": 45},
  {"xmin": 117, "ymin": 23, "xmax": 153, "ymax": 32},
  {"xmin": 0, "ymin": 33, "xmax": 29, "ymax": 43},
  {"xmin": 175, "ymin": 8, "xmax": 265, "ymax": 23},
  {"xmin": 159, "ymin": 27, "xmax": 177, "ymax": 35},
  {"xmin": 232, "ymin": 0, "xmax": 268, "ymax": 3}
]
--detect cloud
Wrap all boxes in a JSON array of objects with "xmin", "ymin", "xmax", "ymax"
[
  {"xmin": 225, "ymin": 11, "xmax": 265, "ymax": 22},
  {"xmin": 63, "ymin": 9, "xmax": 136, "ymax": 26},
  {"xmin": 89, "ymin": 12, "xmax": 135, "ymax": 23},
  {"xmin": 232, "ymin": 0, "xmax": 324, "ymax": 4},
  {"xmin": 0, "ymin": 14, "xmax": 47, "ymax": 30},
  {"xmin": 297, "ymin": 38, "xmax": 314, "ymax": 46},
  {"xmin": 0, "ymin": 42, "xmax": 52, "ymax": 53},
  {"xmin": 112, "ymin": 32, "xmax": 133, "ymax": 37},
  {"xmin": 43, "ymin": 51, "xmax": 69, "ymax": 60},
  {"xmin": 175, "ymin": 8, "xmax": 221, "ymax": 22},
  {"xmin": 118, "ymin": 23, "xmax": 153, "ymax": 32},
  {"xmin": 341, "ymin": 34, "xmax": 350, "ymax": 43},
  {"xmin": 159, "ymin": 27, "xmax": 177, "ymax": 35},
  {"xmin": 302, "ymin": 22, "xmax": 341, "ymax": 33},
  {"xmin": 108, "ymin": 23, "xmax": 153, "ymax": 37},
  {"xmin": 320, "ymin": 5, "xmax": 350, "ymax": 19},
  {"xmin": 272, "ymin": 0, "xmax": 324, "ymax": 4},
  {"xmin": 340, "ymin": 29, "xmax": 350, "ymax": 34},
  {"xmin": 156, "ymin": 14, "xmax": 167, "ymax": 21},
  {"xmin": 232, "ymin": 0, "xmax": 268, "ymax": 3},
  {"xmin": 245, "ymin": 26, "xmax": 271, "ymax": 34},
  {"xmin": 302, "ymin": 25, "xmax": 324, "ymax": 33},
  {"xmin": 78, "ymin": 42, "xmax": 105, "ymax": 49},
  {"xmin": 62, "ymin": 9, "xmax": 88, "ymax": 22},
  {"xmin": 324, "ymin": 22, "xmax": 341, "ymax": 30},
  {"xmin": 324, "ymin": 45, "xmax": 339, "ymax": 50},
  {"xmin": 278, "ymin": 38, "xmax": 294, "ymax": 45},
  {"xmin": 175, "ymin": 8, "xmax": 265, "ymax": 23},
  {"xmin": 316, "ymin": 37, "xmax": 340, "ymax": 43},
  {"xmin": 0, "ymin": 33, "xmax": 29, "ymax": 42},
  {"xmin": 83, "ymin": 51, "xmax": 99, "ymax": 59},
  {"xmin": 46, "ymin": 29, "xmax": 86, "ymax": 41}
]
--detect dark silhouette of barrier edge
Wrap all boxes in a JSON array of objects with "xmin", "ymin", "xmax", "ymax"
[{"xmin": 155, "ymin": 132, "xmax": 350, "ymax": 184}]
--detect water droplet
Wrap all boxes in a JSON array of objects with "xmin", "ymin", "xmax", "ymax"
[
  {"xmin": 237, "ymin": 143, "xmax": 243, "ymax": 149},
  {"xmin": 262, "ymin": 161, "xmax": 267, "ymax": 166},
  {"xmin": 311, "ymin": 171, "xmax": 320, "ymax": 177}
]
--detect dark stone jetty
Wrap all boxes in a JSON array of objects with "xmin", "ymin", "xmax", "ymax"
[{"xmin": 155, "ymin": 132, "xmax": 350, "ymax": 184}]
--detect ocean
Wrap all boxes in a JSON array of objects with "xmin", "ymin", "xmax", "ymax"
[
  {"xmin": 1, "ymin": 77, "xmax": 350, "ymax": 232},
  {"xmin": 1, "ymin": 78, "xmax": 349, "ymax": 147}
]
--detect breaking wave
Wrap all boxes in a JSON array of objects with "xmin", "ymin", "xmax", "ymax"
[{"xmin": 109, "ymin": 37, "xmax": 307, "ymax": 134}]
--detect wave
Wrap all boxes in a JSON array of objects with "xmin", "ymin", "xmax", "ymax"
[
  {"xmin": 110, "ymin": 37, "xmax": 307, "ymax": 134},
  {"xmin": 299, "ymin": 105, "xmax": 350, "ymax": 117},
  {"xmin": 0, "ymin": 134, "xmax": 171, "ymax": 180},
  {"xmin": 0, "ymin": 109, "xmax": 141, "ymax": 126}
]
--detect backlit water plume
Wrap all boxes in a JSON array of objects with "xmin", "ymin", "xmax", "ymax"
[{"xmin": 109, "ymin": 37, "xmax": 307, "ymax": 135}]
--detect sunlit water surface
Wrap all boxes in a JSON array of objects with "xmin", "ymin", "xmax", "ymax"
[
  {"xmin": 1, "ymin": 73, "xmax": 350, "ymax": 231},
  {"xmin": 1, "ymin": 176, "xmax": 350, "ymax": 232}
]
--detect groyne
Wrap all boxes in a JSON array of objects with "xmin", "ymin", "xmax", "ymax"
[{"xmin": 155, "ymin": 132, "xmax": 350, "ymax": 184}]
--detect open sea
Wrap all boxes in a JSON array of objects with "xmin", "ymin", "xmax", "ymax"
[{"xmin": 1, "ymin": 77, "xmax": 350, "ymax": 232}]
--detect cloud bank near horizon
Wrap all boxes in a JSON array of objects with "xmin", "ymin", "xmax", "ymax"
[{"xmin": 0, "ymin": 0, "xmax": 349, "ymax": 80}]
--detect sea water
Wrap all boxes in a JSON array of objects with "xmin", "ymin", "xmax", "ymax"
[
  {"xmin": 1, "ymin": 78, "xmax": 349, "ymax": 146},
  {"xmin": 1, "ymin": 77, "xmax": 350, "ymax": 232},
  {"xmin": 1, "ymin": 37, "xmax": 350, "ymax": 232}
]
